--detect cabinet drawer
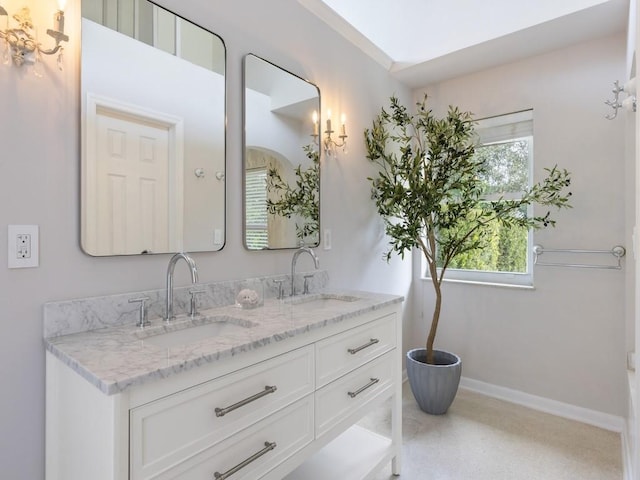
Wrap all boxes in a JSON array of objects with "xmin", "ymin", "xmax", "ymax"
[
  {"xmin": 130, "ymin": 346, "xmax": 314, "ymax": 479},
  {"xmin": 315, "ymin": 350, "xmax": 395, "ymax": 438},
  {"xmin": 149, "ymin": 395, "xmax": 314, "ymax": 480},
  {"xmin": 316, "ymin": 314, "xmax": 396, "ymax": 387}
]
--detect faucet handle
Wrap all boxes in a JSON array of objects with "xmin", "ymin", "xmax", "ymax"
[
  {"xmin": 129, "ymin": 296, "xmax": 150, "ymax": 329},
  {"xmin": 273, "ymin": 280, "xmax": 286, "ymax": 300},
  {"xmin": 189, "ymin": 289, "xmax": 206, "ymax": 317},
  {"xmin": 303, "ymin": 274, "xmax": 314, "ymax": 295}
]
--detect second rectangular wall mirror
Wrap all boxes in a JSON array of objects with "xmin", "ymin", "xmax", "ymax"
[
  {"xmin": 80, "ymin": 0, "xmax": 226, "ymax": 256},
  {"xmin": 243, "ymin": 54, "xmax": 320, "ymax": 250}
]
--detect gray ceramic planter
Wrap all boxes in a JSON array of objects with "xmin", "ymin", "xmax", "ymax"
[{"xmin": 406, "ymin": 348, "xmax": 462, "ymax": 415}]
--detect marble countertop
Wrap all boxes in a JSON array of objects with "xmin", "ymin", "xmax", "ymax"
[{"xmin": 45, "ymin": 290, "xmax": 403, "ymax": 396}]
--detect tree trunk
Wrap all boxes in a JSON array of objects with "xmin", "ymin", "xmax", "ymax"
[{"xmin": 426, "ymin": 278, "xmax": 442, "ymax": 364}]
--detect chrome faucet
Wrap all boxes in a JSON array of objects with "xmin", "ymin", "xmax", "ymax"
[
  {"xmin": 165, "ymin": 252, "xmax": 199, "ymax": 322},
  {"xmin": 291, "ymin": 247, "xmax": 319, "ymax": 296}
]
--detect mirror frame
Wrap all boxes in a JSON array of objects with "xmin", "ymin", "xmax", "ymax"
[
  {"xmin": 242, "ymin": 54, "xmax": 321, "ymax": 251},
  {"xmin": 80, "ymin": 0, "xmax": 227, "ymax": 256}
]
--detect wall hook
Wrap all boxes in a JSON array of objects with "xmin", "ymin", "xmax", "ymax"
[{"xmin": 605, "ymin": 79, "xmax": 636, "ymax": 120}]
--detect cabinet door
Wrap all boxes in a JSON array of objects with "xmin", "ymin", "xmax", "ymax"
[
  {"xmin": 148, "ymin": 396, "xmax": 314, "ymax": 480},
  {"xmin": 316, "ymin": 314, "xmax": 396, "ymax": 388},
  {"xmin": 315, "ymin": 350, "xmax": 395, "ymax": 438},
  {"xmin": 130, "ymin": 346, "xmax": 314, "ymax": 479}
]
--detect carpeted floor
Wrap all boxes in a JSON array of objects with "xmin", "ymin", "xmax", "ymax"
[{"xmin": 359, "ymin": 382, "xmax": 623, "ymax": 479}]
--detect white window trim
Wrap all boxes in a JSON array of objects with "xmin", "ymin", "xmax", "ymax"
[
  {"xmin": 420, "ymin": 272, "xmax": 536, "ymax": 290},
  {"xmin": 421, "ymin": 110, "xmax": 535, "ymax": 287}
]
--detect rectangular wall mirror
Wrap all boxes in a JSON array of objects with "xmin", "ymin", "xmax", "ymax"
[
  {"xmin": 81, "ymin": 0, "xmax": 226, "ymax": 256},
  {"xmin": 243, "ymin": 54, "xmax": 320, "ymax": 250}
]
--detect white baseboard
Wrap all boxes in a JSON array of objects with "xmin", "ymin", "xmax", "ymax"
[
  {"xmin": 459, "ymin": 376, "xmax": 624, "ymax": 433},
  {"xmin": 402, "ymin": 370, "xmax": 625, "ymax": 432}
]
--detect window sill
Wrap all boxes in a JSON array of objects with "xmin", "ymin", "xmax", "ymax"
[{"xmin": 420, "ymin": 276, "xmax": 535, "ymax": 290}]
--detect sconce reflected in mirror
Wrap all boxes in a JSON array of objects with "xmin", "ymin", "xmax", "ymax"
[
  {"xmin": 244, "ymin": 53, "xmax": 321, "ymax": 250},
  {"xmin": 0, "ymin": 1, "xmax": 69, "ymax": 74}
]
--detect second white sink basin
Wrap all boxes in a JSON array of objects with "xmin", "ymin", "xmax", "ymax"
[
  {"xmin": 141, "ymin": 317, "xmax": 257, "ymax": 349},
  {"xmin": 284, "ymin": 293, "xmax": 361, "ymax": 306}
]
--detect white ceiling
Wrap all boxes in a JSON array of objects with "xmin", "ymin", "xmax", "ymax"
[{"xmin": 297, "ymin": 0, "xmax": 629, "ymax": 88}]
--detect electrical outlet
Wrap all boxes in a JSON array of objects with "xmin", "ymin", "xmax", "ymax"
[
  {"xmin": 16, "ymin": 234, "xmax": 31, "ymax": 258},
  {"xmin": 8, "ymin": 225, "xmax": 39, "ymax": 268}
]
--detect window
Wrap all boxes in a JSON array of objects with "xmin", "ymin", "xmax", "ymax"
[
  {"xmin": 245, "ymin": 167, "xmax": 268, "ymax": 249},
  {"xmin": 431, "ymin": 110, "xmax": 535, "ymax": 286}
]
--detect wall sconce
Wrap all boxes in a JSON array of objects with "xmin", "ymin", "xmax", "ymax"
[
  {"xmin": 605, "ymin": 78, "xmax": 636, "ymax": 119},
  {"xmin": 0, "ymin": 1, "xmax": 69, "ymax": 74},
  {"xmin": 312, "ymin": 110, "xmax": 347, "ymax": 157}
]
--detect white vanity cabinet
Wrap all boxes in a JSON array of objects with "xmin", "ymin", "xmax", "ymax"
[
  {"xmin": 129, "ymin": 346, "xmax": 315, "ymax": 479},
  {"xmin": 46, "ymin": 303, "xmax": 402, "ymax": 480}
]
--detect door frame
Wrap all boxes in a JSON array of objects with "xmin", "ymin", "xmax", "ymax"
[{"xmin": 82, "ymin": 92, "xmax": 185, "ymax": 254}]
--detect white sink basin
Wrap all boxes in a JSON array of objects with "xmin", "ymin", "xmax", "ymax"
[
  {"xmin": 141, "ymin": 317, "xmax": 256, "ymax": 349},
  {"xmin": 284, "ymin": 293, "xmax": 361, "ymax": 306}
]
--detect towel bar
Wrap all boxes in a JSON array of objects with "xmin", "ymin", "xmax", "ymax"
[{"xmin": 532, "ymin": 244, "xmax": 625, "ymax": 270}]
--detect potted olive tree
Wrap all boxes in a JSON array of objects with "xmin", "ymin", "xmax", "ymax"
[{"xmin": 364, "ymin": 95, "xmax": 572, "ymax": 414}]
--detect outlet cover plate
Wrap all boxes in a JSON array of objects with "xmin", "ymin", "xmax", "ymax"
[
  {"xmin": 8, "ymin": 225, "xmax": 39, "ymax": 268},
  {"xmin": 323, "ymin": 229, "xmax": 332, "ymax": 250}
]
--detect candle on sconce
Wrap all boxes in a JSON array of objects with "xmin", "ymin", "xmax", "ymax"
[
  {"xmin": 326, "ymin": 110, "xmax": 332, "ymax": 133},
  {"xmin": 312, "ymin": 110, "xmax": 318, "ymax": 136},
  {"xmin": 54, "ymin": 0, "xmax": 67, "ymax": 34},
  {"xmin": 53, "ymin": 10, "xmax": 65, "ymax": 34},
  {"xmin": 340, "ymin": 113, "xmax": 346, "ymax": 136}
]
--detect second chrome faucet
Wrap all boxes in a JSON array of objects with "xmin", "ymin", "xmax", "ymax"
[
  {"xmin": 291, "ymin": 247, "xmax": 319, "ymax": 296},
  {"xmin": 165, "ymin": 252, "xmax": 199, "ymax": 322}
]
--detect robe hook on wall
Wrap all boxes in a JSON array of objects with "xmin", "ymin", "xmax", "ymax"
[{"xmin": 605, "ymin": 79, "xmax": 636, "ymax": 119}]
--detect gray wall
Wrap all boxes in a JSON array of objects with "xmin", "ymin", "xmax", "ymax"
[
  {"xmin": 0, "ymin": 0, "xmax": 412, "ymax": 478},
  {"xmin": 411, "ymin": 33, "xmax": 629, "ymax": 416}
]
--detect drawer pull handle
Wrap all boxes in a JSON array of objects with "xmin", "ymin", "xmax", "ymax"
[
  {"xmin": 215, "ymin": 385, "xmax": 277, "ymax": 417},
  {"xmin": 347, "ymin": 338, "xmax": 379, "ymax": 355},
  {"xmin": 348, "ymin": 377, "xmax": 380, "ymax": 398},
  {"xmin": 213, "ymin": 441, "xmax": 277, "ymax": 479}
]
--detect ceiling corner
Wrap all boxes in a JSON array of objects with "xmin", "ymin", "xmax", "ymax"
[{"xmin": 296, "ymin": 0, "xmax": 394, "ymax": 70}]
